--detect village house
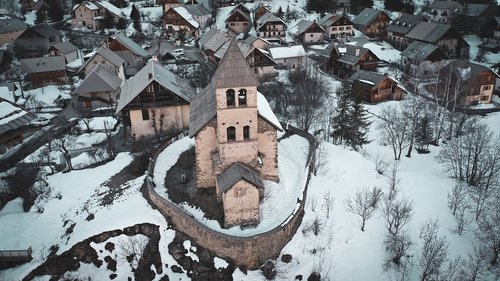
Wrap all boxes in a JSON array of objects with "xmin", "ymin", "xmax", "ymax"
[
  {"xmin": 161, "ymin": 0, "xmax": 182, "ymax": 11},
  {"xmin": 269, "ymin": 45, "xmax": 306, "ymax": 70},
  {"xmin": 198, "ymin": 28, "xmax": 230, "ymax": 63},
  {"xmin": 115, "ymin": 60, "xmax": 196, "ymax": 139},
  {"xmin": 436, "ymin": 60, "xmax": 499, "ymax": 106},
  {"xmin": 104, "ymin": 33, "xmax": 150, "ymax": 76},
  {"xmin": 0, "ymin": 18, "xmax": 28, "ymax": 45},
  {"xmin": 79, "ymin": 47, "xmax": 125, "ymax": 80},
  {"xmin": 461, "ymin": 3, "xmax": 496, "ymax": 33},
  {"xmin": 0, "ymin": 50, "xmax": 13, "ymax": 81},
  {"xmin": 481, "ymin": 17, "xmax": 500, "ymax": 44},
  {"xmin": 350, "ymin": 70, "xmax": 404, "ymax": 103},
  {"xmin": 318, "ymin": 14, "xmax": 353, "ymax": 39},
  {"xmin": 163, "ymin": 4, "xmax": 210, "ymax": 37},
  {"xmin": 318, "ymin": 43, "xmax": 380, "ymax": 78},
  {"xmin": 214, "ymin": 0, "xmax": 252, "ymax": 8},
  {"xmin": 256, "ymin": 11, "xmax": 287, "ymax": 41},
  {"xmin": 428, "ymin": 0, "xmax": 463, "ymax": 24},
  {"xmin": 243, "ymin": 35, "xmax": 271, "ymax": 50},
  {"xmin": 0, "ymin": 98, "xmax": 36, "ymax": 150},
  {"xmin": 404, "ymin": 21, "xmax": 469, "ymax": 59},
  {"xmin": 253, "ymin": 5, "xmax": 270, "ymax": 22},
  {"xmin": 72, "ymin": 1, "xmax": 125, "ymax": 31},
  {"xmin": 47, "ymin": 42, "xmax": 79, "ymax": 64},
  {"xmin": 73, "ymin": 64, "xmax": 122, "ymax": 110},
  {"xmin": 243, "ymin": 45, "xmax": 277, "ymax": 78},
  {"xmin": 225, "ymin": 4, "xmax": 251, "ymax": 34},
  {"xmin": 20, "ymin": 56, "xmax": 66, "ymax": 88},
  {"xmin": 400, "ymin": 41, "xmax": 448, "ymax": 79},
  {"xmin": 189, "ymin": 39, "xmax": 282, "ymax": 228},
  {"xmin": 19, "ymin": 0, "xmax": 43, "ymax": 12},
  {"xmin": 13, "ymin": 24, "xmax": 61, "ymax": 59},
  {"xmin": 289, "ymin": 20, "xmax": 325, "ymax": 44},
  {"xmin": 385, "ymin": 13, "xmax": 425, "ymax": 50},
  {"xmin": 351, "ymin": 8, "xmax": 390, "ymax": 39}
]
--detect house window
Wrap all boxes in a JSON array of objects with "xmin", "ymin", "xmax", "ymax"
[
  {"xmin": 483, "ymin": 85, "xmax": 492, "ymax": 91},
  {"xmin": 226, "ymin": 89, "xmax": 235, "ymax": 106},
  {"xmin": 141, "ymin": 109, "xmax": 150, "ymax": 120},
  {"xmin": 346, "ymin": 26, "xmax": 351, "ymax": 30},
  {"xmin": 243, "ymin": 125, "xmax": 250, "ymax": 140},
  {"xmin": 481, "ymin": 96, "xmax": 489, "ymax": 101},
  {"xmin": 238, "ymin": 89, "xmax": 247, "ymax": 106},
  {"xmin": 227, "ymin": 126, "xmax": 236, "ymax": 141},
  {"xmin": 310, "ymin": 34, "xmax": 313, "ymax": 37}
]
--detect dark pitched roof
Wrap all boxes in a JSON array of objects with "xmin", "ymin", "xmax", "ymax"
[
  {"xmin": 216, "ymin": 162, "xmax": 263, "ymax": 193},
  {"xmin": 352, "ymin": 8, "xmax": 385, "ymax": 27},
  {"xmin": 256, "ymin": 11, "xmax": 285, "ymax": 31},
  {"xmin": 400, "ymin": 41, "xmax": 444, "ymax": 62},
  {"xmin": 405, "ymin": 21, "xmax": 452, "ymax": 43},
  {"xmin": 110, "ymin": 33, "xmax": 150, "ymax": 57},
  {"xmin": 350, "ymin": 69, "xmax": 390, "ymax": 87},
  {"xmin": 20, "ymin": 56, "xmax": 65, "ymax": 73},
  {"xmin": 116, "ymin": 60, "xmax": 196, "ymax": 113},
  {"xmin": 183, "ymin": 3, "xmax": 210, "ymax": 16},
  {"xmin": 78, "ymin": 47, "xmax": 125, "ymax": 73},
  {"xmin": 429, "ymin": 0, "xmax": 462, "ymax": 10},
  {"xmin": 49, "ymin": 42, "xmax": 77, "ymax": 54},
  {"xmin": 0, "ymin": 18, "xmax": 28, "ymax": 34},
  {"xmin": 386, "ymin": 13, "xmax": 422, "ymax": 34},
  {"xmin": 441, "ymin": 59, "xmax": 500, "ymax": 80},
  {"xmin": 74, "ymin": 64, "xmax": 122, "ymax": 94},
  {"xmin": 226, "ymin": 6, "xmax": 251, "ymax": 22},
  {"xmin": 327, "ymin": 43, "xmax": 376, "ymax": 65},
  {"xmin": 465, "ymin": 3, "xmax": 490, "ymax": 17},
  {"xmin": 212, "ymin": 39, "xmax": 260, "ymax": 89},
  {"xmin": 30, "ymin": 24, "xmax": 59, "ymax": 38},
  {"xmin": 318, "ymin": 14, "xmax": 351, "ymax": 27},
  {"xmin": 290, "ymin": 19, "xmax": 325, "ymax": 36}
]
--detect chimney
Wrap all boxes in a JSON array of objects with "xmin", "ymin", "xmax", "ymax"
[
  {"xmin": 148, "ymin": 72, "xmax": 153, "ymax": 79},
  {"xmin": 355, "ymin": 48, "xmax": 360, "ymax": 56}
]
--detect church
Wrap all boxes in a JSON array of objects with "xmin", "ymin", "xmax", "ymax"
[{"xmin": 189, "ymin": 39, "xmax": 282, "ymax": 228}]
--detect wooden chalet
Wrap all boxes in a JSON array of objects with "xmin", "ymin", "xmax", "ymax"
[
  {"xmin": 350, "ymin": 70, "xmax": 404, "ymax": 103},
  {"xmin": 289, "ymin": 20, "xmax": 325, "ymax": 44},
  {"xmin": 318, "ymin": 14, "xmax": 353, "ymax": 39},
  {"xmin": 225, "ymin": 4, "xmax": 251, "ymax": 34},
  {"xmin": 320, "ymin": 43, "xmax": 380, "ymax": 79},
  {"xmin": 385, "ymin": 13, "xmax": 425, "ymax": 50},
  {"xmin": 351, "ymin": 8, "xmax": 390, "ymax": 38},
  {"xmin": 13, "ymin": 24, "xmax": 61, "ymax": 59},
  {"xmin": 20, "ymin": 56, "xmax": 66, "ymax": 88}
]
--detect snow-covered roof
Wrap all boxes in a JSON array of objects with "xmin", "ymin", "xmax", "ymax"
[
  {"xmin": 0, "ymin": 99, "xmax": 35, "ymax": 134},
  {"xmin": 352, "ymin": 8, "xmax": 385, "ymax": 27},
  {"xmin": 73, "ymin": 1, "xmax": 99, "ymax": 11},
  {"xmin": 257, "ymin": 91, "xmax": 282, "ymax": 131},
  {"xmin": 96, "ymin": 0, "xmax": 125, "ymax": 19},
  {"xmin": 289, "ymin": 20, "xmax": 325, "ymax": 36},
  {"xmin": 110, "ymin": 33, "xmax": 151, "ymax": 58},
  {"xmin": 79, "ymin": 47, "xmax": 125, "ymax": 73},
  {"xmin": 116, "ymin": 60, "xmax": 196, "ymax": 113},
  {"xmin": 0, "ymin": 87, "xmax": 13, "ymax": 102},
  {"xmin": 256, "ymin": 11, "xmax": 285, "ymax": 31},
  {"xmin": 269, "ymin": 45, "xmax": 306, "ymax": 60},
  {"xmin": 173, "ymin": 6, "xmax": 200, "ymax": 29}
]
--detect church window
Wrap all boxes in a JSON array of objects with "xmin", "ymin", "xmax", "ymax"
[
  {"xmin": 243, "ymin": 125, "xmax": 250, "ymax": 140},
  {"xmin": 227, "ymin": 126, "xmax": 236, "ymax": 141},
  {"xmin": 238, "ymin": 89, "xmax": 247, "ymax": 106},
  {"xmin": 226, "ymin": 89, "xmax": 235, "ymax": 107}
]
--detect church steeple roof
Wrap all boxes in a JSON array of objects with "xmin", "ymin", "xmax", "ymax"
[{"xmin": 212, "ymin": 38, "xmax": 260, "ymax": 89}]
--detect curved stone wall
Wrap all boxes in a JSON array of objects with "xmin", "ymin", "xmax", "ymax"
[{"xmin": 144, "ymin": 127, "xmax": 317, "ymax": 269}]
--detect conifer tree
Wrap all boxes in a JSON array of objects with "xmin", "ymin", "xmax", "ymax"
[
  {"xmin": 130, "ymin": 4, "xmax": 141, "ymax": 32},
  {"xmin": 116, "ymin": 17, "xmax": 127, "ymax": 30},
  {"xmin": 46, "ymin": 0, "xmax": 63, "ymax": 22},
  {"xmin": 415, "ymin": 115, "xmax": 433, "ymax": 153},
  {"xmin": 350, "ymin": 100, "xmax": 370, "ymax": 150},
  {"xmin": 276, "ymin": 6, "xmax": 284, "ymax": 20}
]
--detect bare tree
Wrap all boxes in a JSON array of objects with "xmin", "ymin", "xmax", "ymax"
[
  {"xmin": 375, "ymin": 151, "xmax": 389, "ymax": 175},
  {"xmin": 440, "ymin": 256, "xmax": 462, "ymax": 281},
  {"xmin": 475, "ymin": 201, "xmax": 500, "ymax": 266},
  {"xmin": 452, "ymin": 205, "xmax": 472, "ymax": 236},
  {"xmin": 369, "ymin": 186, "xmax": 383, "ymax": 208},
  {"xmin": 312, "ymin": 141, "xmax": 329, "ymax": 176},
  {"xmin": 322, "ymin": 190, "xmax": 334, "ymax": 219},
  {"xmin": 377, "ymin": 106, "xmax": 411, "ymax": 160},
  {"xmin": 118, "ymin": 235, "xmax": 149, "ymax": 269},
  {"xmin": 418, "ymin": 218, "xmax": 449, "ymax": 281},
  {"xmin": 381, "ymin": 196, "xmax": 414, "ymax": 237},
  {"xmin": 402, "ymin": 97, "xmax": 422, "ymax": 158},
  {"xmin": 458, "ymin": 246, "xmax": 488, "ymax": 281},
  {"xmin": 103, "ymin": 120, "xmax": 117, "ymax": 158},
  {"xmin": 386, "ymin": 161, "xmax": 401, "ymax": 201},
  {"xmin": 151, "ymin": 109, "xmax": 167, "ymax": 142},
  {"xmin": 53, "ymin": 138, "xmax": 73, "ymax": 171},
  {"xmin": 448, "ymin": 181, "xmax": 468, "ymax": 216},
  {"xmin": 384, "ymin": 231, "xmax": 412, "ymax": 267},
  {"xmin": 345, "ymin": 186, "xmax": 377, "ymax": 231}
]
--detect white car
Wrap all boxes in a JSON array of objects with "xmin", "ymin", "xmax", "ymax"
[{"xmin": 30, "ymin": 117, "xmax": 50, "ymax": 127}]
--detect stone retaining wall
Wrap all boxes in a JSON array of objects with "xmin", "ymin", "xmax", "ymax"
[{"xmin": 145, "ymin": 128, "xmax": 317, "ymax": 269}]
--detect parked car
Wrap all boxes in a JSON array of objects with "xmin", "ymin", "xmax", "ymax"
[{"xmin": 30, "ymin": 117, "xmax": 50, "ymax": 127}]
